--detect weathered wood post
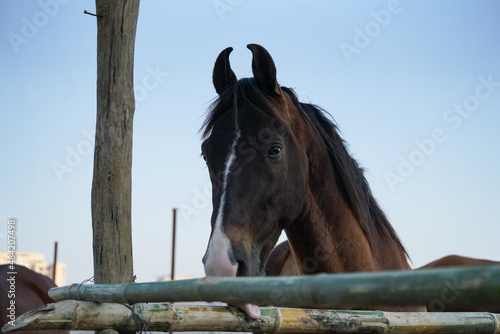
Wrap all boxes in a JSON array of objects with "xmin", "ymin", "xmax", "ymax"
[{"xmin": 91, "ymin": 0, "xmax": 140, "ymax": 285}]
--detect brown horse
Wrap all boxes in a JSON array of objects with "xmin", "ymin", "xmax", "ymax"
[
  {"xmin": 0, "ymin": 264, "xmax": 68, "ymax": 334},
  {"xmin": 266, "ymin": 241, "xmax": 500, "ymax": 275},
  {"xmin": 201, "ymin": 44, "xmax": 421, "ymax": 318},
  {"xmin": 265, "ymin": 240, "xmax": 300, "ymax": 276},
  {"xmin": 266, "ymin": 242, "xmax": 500, "ymax": 312},
  {"xmin": 420, "ymin": 254, "xmax": 500, "ymax": 269}
]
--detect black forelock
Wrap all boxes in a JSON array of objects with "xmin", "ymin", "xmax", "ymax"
[{"xmin": 201, "ymin": 78, "xmax": 288, "ymax": 139}]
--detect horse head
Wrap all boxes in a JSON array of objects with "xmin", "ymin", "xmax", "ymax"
[
  {"xmin": 200, "ymin": 44, "xmax": 413, "ymax": 318},
  {"xmin": 202, "ymin": 45, "xmax": 308, "ymax": 283}
]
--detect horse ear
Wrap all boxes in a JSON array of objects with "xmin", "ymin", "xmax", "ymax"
[
  {"xmin": 213, "ymin": 47, "xmax": 237, "ymax": 95},
  {"xmin": 247, "ymin": 44, "xmax": 281, "ymax": 96}
]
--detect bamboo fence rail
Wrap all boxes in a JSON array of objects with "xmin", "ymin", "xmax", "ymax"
[
  {"xmin": 2, "ymin": 300, "xmax": 500, "ymax": 333},
  {"xmin": 49, "ymin": 265, "xmax": 500, "ymax": 309},
  {"xmin": 3, "ymin": 266, "xmax": 500, "ymax": 333}
]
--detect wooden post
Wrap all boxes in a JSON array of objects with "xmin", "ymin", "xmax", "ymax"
[{"xmin": 91, "ymin": 0, "xmax": 140, "ymax": 285}]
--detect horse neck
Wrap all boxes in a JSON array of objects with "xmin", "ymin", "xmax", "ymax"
[{"xmin": 284, "ymin": 128, "xmax": 410, "ymax": 274}]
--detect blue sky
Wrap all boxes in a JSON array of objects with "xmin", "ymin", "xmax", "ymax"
[{"xmin": 1, "ymin": 1, "xmax": 499, "ymax": 284}]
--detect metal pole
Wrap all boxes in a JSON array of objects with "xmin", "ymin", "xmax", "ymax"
[
  {"xmin": 170, "ymin": 209, "xmax": 177, "ymax": 334},
  {"xmin": 171, "ymin": 208, "xmax": 177, "ymax": 281},
  {"xmin": 52, "ymin": 241, "xmax": 58, "ymax": 283}
]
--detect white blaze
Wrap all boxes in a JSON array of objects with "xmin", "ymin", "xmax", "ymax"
[
  {"xmin": 203, "ymin": 129, "xmax": 261, "ymax": 319},
  {"xmin": 204, "ymin": 130, "xmax": 241, "ymax": 277}
]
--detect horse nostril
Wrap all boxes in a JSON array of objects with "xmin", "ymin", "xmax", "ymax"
[{"xmin": 236, "ymin": 260, "xmax": 246, "ymax": 276}]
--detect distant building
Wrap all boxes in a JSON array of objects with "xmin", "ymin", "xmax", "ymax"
[{"xmin": 0, "ymin": 252, "xmax": 67, "ymax": 286}]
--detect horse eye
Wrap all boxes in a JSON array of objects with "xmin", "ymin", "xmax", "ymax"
[
  {"xmin": 201, "ymin": 152, "xmax": 206, "ymax": 161},
  {"xmin": 268, "ymin": 145, "xmax": 282, "ymax": 158}
]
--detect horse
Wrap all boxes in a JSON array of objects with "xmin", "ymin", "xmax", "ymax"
[
  {"xmin": 419, "ymin": 254, "xmax": 500, "ymax": 269},
  {"xmin": 266, "ymin": 241, "xmax": 500, "ymax": 312},
  {"xmin": 201, "ymin": 44, "xmax": 423, "ymax": 318},
  {"xmin": 0, "ymin": 264, "xmax": 69, "ymax": 334},
  {"xmin": 266, "ymin": 240, "xmax": 500, "ymax": 275},
  {"xmin": 265, "ymin": 240, "xmax": 300, "ymax": 276}
]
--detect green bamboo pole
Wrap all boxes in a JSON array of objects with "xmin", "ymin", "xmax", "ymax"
[
  {"xmin": 49, "ymin": 266, "xmax": 500, "ymax": 310},
  {"xmin": 2, "ymin": 300, "xmax": 500, "ymax": 333}
]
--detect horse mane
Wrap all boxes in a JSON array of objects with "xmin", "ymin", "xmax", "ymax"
[
  {"xmin": 281, "ymin": 86, "xmax": 408, "ymax": 259},
  {"xmin": 201, "ymin": 79, "xmax": 408, "ymax": 259}
]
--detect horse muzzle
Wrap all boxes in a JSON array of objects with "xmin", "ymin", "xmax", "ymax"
[
  {"xmin": 202, "ymin": 231, "xmax": 262, "ymax": 319},
  {"xmin": 202, "ymin": 229, "xmax": 238, "ymax": 277}
]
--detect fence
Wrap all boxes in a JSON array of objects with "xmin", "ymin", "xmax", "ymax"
[{"xmin": 3, "ymin": 265, "xmax": 500, "ymax": 333}]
